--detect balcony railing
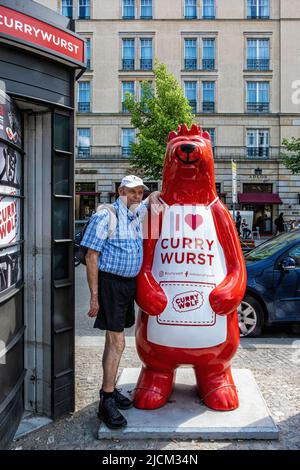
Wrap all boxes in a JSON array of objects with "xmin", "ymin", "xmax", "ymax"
[
  {"xmin": 122, "ymin": 59, "xmax": 135, "ymax": 70},
  {"xmin": 184, "ymin": 58, "xmax": 197, "ymax": 70},
  {"xmin": 76, "ymin": 145, "xmax": 127, "ymax": 160},
  {"xmin": 247, "ymin": 102, "xmax": 269, "ymax": 113},
  {"xmin": 122, "ymin": 10, "xmax": 135, "ymax": 19},
  {"xmin": 140, "ymin": 59, "xmax": 152, "ymax": 70},
  {"xmin": 122, "ymin": 146, "xmax": 132, "ymax": 157},
  {"xmin": 247, "ymin": 59, "xmax": 270, "ymax": 70},
  {"xmin": 122, "ymin": 102, "xmax": 130, "ymax": 113},
  {"xmin": 188, "ymin": 100, "xmax": 197, "ymax": 113},
  {"xmin": 247, "ymin": 147, "xmax": 269, "ymax": 159},
  {"xmin": 75, "ymin": 145, "xmax": 282, "ymax": 161},
  {"xmin": 212, "ymin": 146, "xmax": 280, "ymax": 161},
  {"xmin": 202, "ymin": 58, "xmax": 215, "ymax": 70},
  {"xmin": 78, "ymin": 9, "xmax": 90, "ymax": 19},
  {"xmin": 184, "ymin": 13, "xmax": 197, "ymax": 19},
  {"xmin": 202, "ymin": 101, "xmax": 215, "ymax": 112},
  {"xmin": 77, "ymin": 147, "xmax": 91, "ymax": 158},
  {"xmin": 203, "ymin": 14, "xmax": 215, "ymax": 19},
  {"xmin": 247, "ymin": 14, "xmax": 269, "ymax": 19},
  {"xmin": 78, "ymin": 102, "xmax": 90, "ymax": 113}
]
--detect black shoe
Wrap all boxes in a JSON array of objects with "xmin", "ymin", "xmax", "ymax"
[
  {"xmin": 97, "ymin": 396, "xmax": 127, "ymax": 429},
  {"xmin": 113, "ymin": 388, "xmax": 133, "ymax": 410}
]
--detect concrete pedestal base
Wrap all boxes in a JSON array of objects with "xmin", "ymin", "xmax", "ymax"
[{"xmin": 98, "ymin": 368, "xmax": 278, "ymax": 440}]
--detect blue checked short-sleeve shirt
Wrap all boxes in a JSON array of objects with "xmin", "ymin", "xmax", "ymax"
[{"xmin": 80, "ymin": 197, "xmax": 149, "ymax": 277}]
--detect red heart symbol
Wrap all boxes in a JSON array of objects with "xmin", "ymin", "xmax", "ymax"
[{"xmin": 184, "ymin": 214, "xmax": 203, "ymax": 231}]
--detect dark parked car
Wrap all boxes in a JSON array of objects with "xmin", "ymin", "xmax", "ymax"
[{"xmin": 238, "ymin": 229, "xmax": 300, "ymax": 337}]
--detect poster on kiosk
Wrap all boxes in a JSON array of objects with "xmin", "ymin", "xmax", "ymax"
[
  {"xmin": 0, "ymin": 91, "xmax": 22, "ymax": 294},
  {"xmin": 134, "ymin": 124, "xmax": 247, "ymax": 412}
]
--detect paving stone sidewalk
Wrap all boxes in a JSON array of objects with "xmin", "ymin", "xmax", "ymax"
[{"xmin": 10, "ymin": 339, "xmax": 300, "ymax": 450}]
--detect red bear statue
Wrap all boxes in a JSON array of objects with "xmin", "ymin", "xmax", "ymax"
[{"xmin": 134, "ymin": 123, "xmax": 247, "ymax": 412}]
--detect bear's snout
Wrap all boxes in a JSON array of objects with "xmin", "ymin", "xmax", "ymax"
[
  {"xmin": 175, "ymin": 142, "xmax": 200, "ymax": 164},
  {"xmin": 180, "ymin": 143, "xmax": 196, "ymax": 154}
]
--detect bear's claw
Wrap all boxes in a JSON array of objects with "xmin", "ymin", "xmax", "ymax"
[
  {"xmin": 203, "ymin": 384, "xmax": 239, "ymax": 411},
  {"xmin": 133, "ymin": 388, "xmax": 168, "ymax": 410}
]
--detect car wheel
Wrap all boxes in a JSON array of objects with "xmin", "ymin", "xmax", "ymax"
[{"xmin": 238, "ymin": 295, "xmax": 264, "ymax": 337}]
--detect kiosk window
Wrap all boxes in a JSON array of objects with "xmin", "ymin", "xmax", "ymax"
[
  {"xmin": 54, "ymin": 114, "xmax": 70, "ymax": 152},
  {"xmin": 54, "ymin": 155, "xmax": 70, "ymax": 195}
]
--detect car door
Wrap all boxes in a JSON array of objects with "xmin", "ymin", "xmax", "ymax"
[{"xmin": 273, "ymin": 242, "xmax": 300, "ymax": 321}]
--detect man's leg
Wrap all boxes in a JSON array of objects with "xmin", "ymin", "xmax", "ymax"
[
  {"xmin": 102, "ymin": 330, "xmax": 125, "ymax": 392},
  {"xmin": 97, "ymin": 330, "xmax": 128, "ymax": 429}
]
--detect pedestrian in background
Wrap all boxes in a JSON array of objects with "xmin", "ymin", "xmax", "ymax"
[
  {"xmin": 274, "ymin": 212, "xmax": 285, "ymax": 234},
  {"xmin": 241, "ymin": 218, "xmax": 251, "ymax": 239},
  {"xmin": 235, "ymin": 211, "xmax": 242, "ymax": 236}
]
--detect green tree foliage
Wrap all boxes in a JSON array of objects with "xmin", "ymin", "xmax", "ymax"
[
  {"xmin": 123, "ymin": 61, "xmax": 194, "ymax": 179},
  {"xmin": 281, "ymin": 137, "xmax": 300, "ymax": 174}
]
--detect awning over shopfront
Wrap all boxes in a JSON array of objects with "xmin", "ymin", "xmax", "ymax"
[{"xmin": 238, "ymin": 193, "xmax": 282, "ymax": 204}]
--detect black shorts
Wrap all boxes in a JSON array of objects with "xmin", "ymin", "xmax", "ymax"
[{"xmin": 93, "ymin": 271, "xmax": 137, "ymax": 332}]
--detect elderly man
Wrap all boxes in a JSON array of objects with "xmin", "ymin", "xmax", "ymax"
[{"xmin": 81, "ymin": 175, "xmax": 161, "ymax": 429}]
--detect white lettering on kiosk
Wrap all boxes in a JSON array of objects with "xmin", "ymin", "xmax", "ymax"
[
  {"xmin": 0, "ymin": 200, "xmax": 17, "ymax": 242},
  {"xmin": 0, "ymin": 8, "xmax": 81, "ymax": 59}
]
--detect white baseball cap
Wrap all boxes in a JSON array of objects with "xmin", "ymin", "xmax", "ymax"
[{"xmin": 119, "ymin": 175, "xmax": 149, "ymax": 190}]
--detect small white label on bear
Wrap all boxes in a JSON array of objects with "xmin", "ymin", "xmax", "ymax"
[
  {"xmin": 172, "ymin": 290, "xmax": 204, "ymax": 313},
  {"xmin": 157, "ymin": 281, "xmax": 215, "ymax": 326}
]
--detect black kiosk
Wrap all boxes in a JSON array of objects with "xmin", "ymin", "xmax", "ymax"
[{"xmin": 0, "ymin": 0, "xmax": 85, "ymax": 449}]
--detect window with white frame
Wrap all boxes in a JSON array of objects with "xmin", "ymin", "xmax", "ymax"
[
  {"xmin": 122, "ymin": 129, "xmax": 135, "ymax": 156},
  {"xmin": 202, "ymin": 82, "xmax": 215, "ymax": 112},
  {"xmin": 247, "ymin": 39, "xmax": 269, "ymax": 70},
  {"xmin": 247, "ymin": 129, "xmax": 269, "ymax": 158},
  {"xmin": 247, "ymin": 0, "xmax": 270, "ymax": 19},
  {"xmin": 184, "ymin": 39, "xmax": 197, "ymax": 70},
  {"xmin": 78, "ymin": 81, "xmax": 90, "ymax": 112},
  {"xmin": 77, "ymin": 128, "xmax": 91, "ymax": 158},
  {"xmin": 184, "ymin": 81, "xmax": 197, "ymax": 113},
  {"xmin": 202, "ymin": 38, "xmax": 215, "ymax": 70},
  {"xmin": 122, "ymin": 81, "xmax": 135, "ymax": 112},
  {"xmin": 140, "ymin": 81, "xmax": 153, "ymax": 100},
  {"xmin": 203, "ymin": 0, "xmax": 215, "ymax": 19},
  {"xmin": 61, "ymin": 0, "xmax": 72, "ymax": 18},
  {"xmin": 122, "ymin": 39, "xmax": 135, "ymax": 70},
  {"xmin": 123, "ymin": 0, "xmax": 135, "ymax": 19},
  {"xmin": 78, "ymin": 0, "xmax": 90, "ymax": 19},
  {"xmin": 140, "ymin": 39, "xmax": 152, "ymax": 70},
  {"xmin": 247, "ymin": 82, "xmax": 269, "ymax": 113},
  {"xmin": 184, "ymin": 0, "xmax": 197, "ymax": 19},
  {"xmin": 141, "ymin": 0, "xmax": 152, "ymax": 19}
]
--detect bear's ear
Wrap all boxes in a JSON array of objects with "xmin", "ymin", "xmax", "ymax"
[
  {"xmin": 202, "ymin": 130, "xmax": 211, "ymax": 141},
  {"xmin": 168, "ymin": 131, "xmax": 178, "ymax": 142}
]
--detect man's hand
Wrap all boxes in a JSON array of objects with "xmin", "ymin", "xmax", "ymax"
[
  {"xmin": 85, "ymin": 249, "xmax": 100, "ymax": 318},
  {"xmin": 149, "ymin": 190, "xmax": 164, "ymax": 215},
  {"xmin": 88, "ymin": 293, "xmax": 99, "ymax": 317}
]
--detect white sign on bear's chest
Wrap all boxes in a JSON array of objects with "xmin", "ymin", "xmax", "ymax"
[
  {"xmin": 152, "ymin": 204, "xmax": 225, "ymax": 278},
  {"xmin": 148, "ymin": 204, "xmax": 228, "ymax": 349}
]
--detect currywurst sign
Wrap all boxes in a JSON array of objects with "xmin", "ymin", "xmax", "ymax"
[{"xmin": 0, "ymin": 5, "xmax": 84, "ymax": 63}]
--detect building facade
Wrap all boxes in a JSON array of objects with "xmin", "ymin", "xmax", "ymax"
[{"xmin": 39, "ymin": 0, "xmax": 300, "ymax": 234}]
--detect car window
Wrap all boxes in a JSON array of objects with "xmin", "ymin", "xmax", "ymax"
[
  {"xmin": 246, "ymin": 231, "xmax": 300, "ymax": 261},
  {"xmin": 288, "ymin": 243, "xmax": 300, "ymax": 267}
]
